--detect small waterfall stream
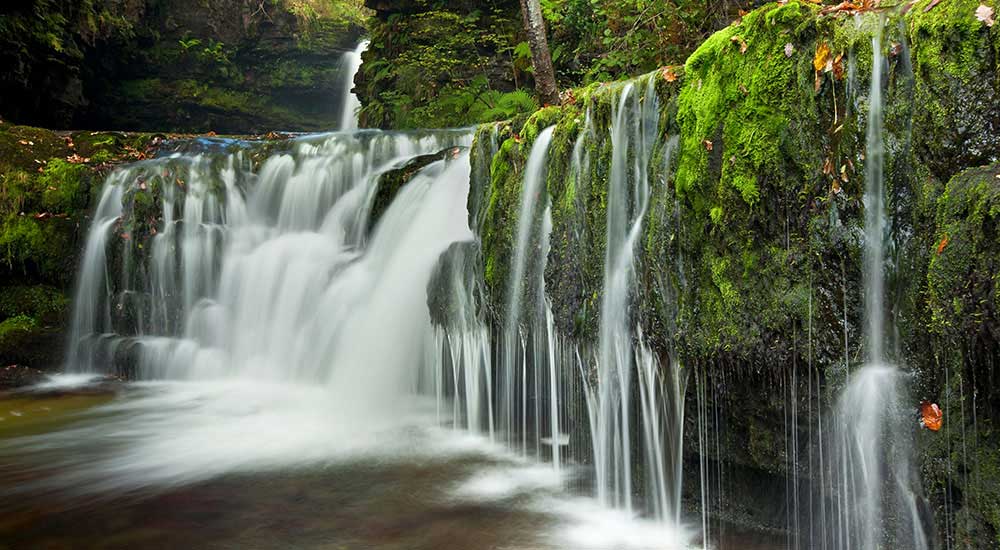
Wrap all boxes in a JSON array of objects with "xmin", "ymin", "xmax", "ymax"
[{"xmin": 826, "ymin": 23, "xmax": 928, "ymax": 550}]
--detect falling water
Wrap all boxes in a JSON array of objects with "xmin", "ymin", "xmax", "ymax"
[
  {"xmin": 825, "ymin": 22, "xmax": 927, "ymax": 550},
  {"xmin": 500, "ymin": 125, "xmax": 555, "ymax": 450},
  {"xmin": 586, "ymin": 75, "xmax": 666, "ymax": 516},
  {"xmin": 863, "ymin": 30, "xmax": 886, "ymax": 365},
  {"xmin": 338, "ymin": 40, "xmax": 369, "ymax": 131},
  {"xmin": 64, "ymin": 130, "xmax": 474, "ymax": 390}
]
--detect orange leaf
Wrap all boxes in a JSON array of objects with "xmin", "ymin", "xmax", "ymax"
[
  {"xmin": 936, "ymin": 234, "xmax": 949, "ymax": 255},
  {"xmin": 703, "ymin": 139, "xmax": 714, "ymax": 152},
  {"xmin": 920, "ymin": 400, "xmax": 943, "ymax": 431},
  {"xmin": 660, "ymin": 66, "xmax": 678, "ymax": 82}
]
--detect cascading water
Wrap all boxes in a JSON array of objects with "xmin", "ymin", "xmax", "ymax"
[{"xmin": 825, "ymin": 22, "xmax": 927, "ymax": 550}]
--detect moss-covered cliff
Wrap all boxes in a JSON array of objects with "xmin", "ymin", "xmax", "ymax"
[{"xmin": 473, "ymin": 0, "xmax": 999, "ymax": 542}]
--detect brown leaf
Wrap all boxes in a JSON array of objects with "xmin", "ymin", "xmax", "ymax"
[
  {"xmin": 923, "ymin": 0, "xmax": 942, "ymax": 12},
  {"xmin": 976, "ymin": 4, "xmax": 995, "ymax": 26},
  {"xmin": 920, "ymin": 400, "xmax": 943, "ymax": 431},
  {"xmin": 703, "ymin": 139, "xmax": 714, "ymax": 152},
  {"xmin": 833, "ymin": 53, "xmax": 845, "ymax": 80},
  {"xmin": 823, "ymin": 157, "xmax": 834, "ymax": 176}
]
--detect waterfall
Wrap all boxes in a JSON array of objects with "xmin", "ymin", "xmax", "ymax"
[
  {"xmin": 64, "ymin": 131, "xmax": 473, "ymax": 393},
  {"xmin": 339, "ymin": 40, "xmax": 369, "ymax": 131},
  {"xmin": 500, "ymin": 125, "xmax": 555, "ymax": 450},
  {"xmin": 587, "ymin": 78, "xmax": 684, "ymax": 523},
  {"xmin": 826, "ymin": 22, "xmax": 927, "ymax": 550}
]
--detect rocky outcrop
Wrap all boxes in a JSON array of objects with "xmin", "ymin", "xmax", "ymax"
[{"xmin": 472, "ymin": 0, "xmax": 1000, "ymax": 543}]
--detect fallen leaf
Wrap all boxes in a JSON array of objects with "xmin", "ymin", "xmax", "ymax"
[
  {"xmin": 703, "ymin": 139, "xmax": 714, "ymax": 152},
  {"xmin": 833, "ymin": 53, "xmax": 845, "ymax": 80},
  {"xmin": 920, "ymin": 400, "xmax": 943, "ymax": 431},
  {"xmin": 840, "ymin": 164, "xmax": 849, "ymax": 182},
  {"xmin": 784, "ymin": 43, "xmax": 795, "ymax": 57},
  {"xmin": 731, "ymin": 35, "xmax": 749, "ymax": 54},
  {"xmin": 890, "ymin": 42, "xmax": 903, "ymax": 57},
  {"xmin": 814, "ymin": 42, "xmax": 831, "ymax": 72},
  {"xmin": 832, "ymin": 179, "xmax": 842, "ymax": 194},
  {"xmin": 660, "ymin": 66, "xmax": 678, "ymax": 82},
  {"xmin": 976, "ymin": 4, "xmax": 995, "ymax": 26},
  {"xmin": 936, "ymin": 234, "xmax": 949, "ymax": 255}
]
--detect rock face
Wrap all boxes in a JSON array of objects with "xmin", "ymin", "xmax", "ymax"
[
  {"xmin": 472, "ymin": 0, "xmax": 999, "ymax": 544},
  {"xmin": 0, "ymin": 121, "xmax": 166, "ymax": 369},
  {"xmin": 0, "ymin": 0, "xmax": 366, "ymax": 133}
]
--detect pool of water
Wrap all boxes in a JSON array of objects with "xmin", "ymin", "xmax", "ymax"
[{"xmin": 0, "ymin": 379, "xmax": 781, "ymax": 549}]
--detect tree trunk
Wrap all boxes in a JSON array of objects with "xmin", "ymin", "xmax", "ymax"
[{"xmin": 518, "ymin": 0, "xmax": 560, "ymax": 106}]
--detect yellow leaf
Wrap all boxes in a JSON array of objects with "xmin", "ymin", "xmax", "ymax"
[{"xmin": 814, "ymin": 42, "xmax": 831, "ymax": 72}]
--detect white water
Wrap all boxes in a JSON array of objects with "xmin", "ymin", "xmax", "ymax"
[
  {"xmin": 338, "ymin": 40, "xmax": 369, "ymax": 131},
  {"xmin": 41, "ymin": 111, "xmax": 694, "ymax": 550}
]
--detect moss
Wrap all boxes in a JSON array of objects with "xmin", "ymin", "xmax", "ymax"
[
  {"xmin": 675, "ymin": 2, "xmax": 819, "ymax": 210},
  {"xmin": 927, "ymin": 163, "xmax": 1000, "ymax": 339},
  {"xmin": 907, "ymin": 0, "xmax": 1000, "ymax": 179},
  {"xmin": 0, "ymin": 123, "xmax": 164, "ymax": 290},
  {"xmin": 0, "ymin": 315, "xmax": 38, "ymax": 347},
  {"xmin": 0, "ymin": 285, "xmax": 69, "ymax": 324}
]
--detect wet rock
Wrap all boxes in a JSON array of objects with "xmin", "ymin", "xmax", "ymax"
[{"xmin": 0, "ymin": 365, "xmax": 47, "ymax": 390}]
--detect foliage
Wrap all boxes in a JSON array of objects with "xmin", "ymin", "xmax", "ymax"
[
  {"xmin": 542, "ymin": 0, "xmax": 749, "ymax": 83},
  {"xmin": 358, "ymin": 3, "xmax": 537, "ymax": 129}
]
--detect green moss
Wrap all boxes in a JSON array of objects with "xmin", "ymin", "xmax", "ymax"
[
  {"xmin": 675, "ymin": 2, "xmax": 818, "ymax": 208},
  {"xmin": 927, "ymin": 164, "xmax": 1000, "ymax": 338},
  {"xmin": 0, "ymin": 314, "xmax": 38, "ymax": 346},
  {"xmin": 0, "ymin": 285, "xmax": 69, "ymax": 323}
]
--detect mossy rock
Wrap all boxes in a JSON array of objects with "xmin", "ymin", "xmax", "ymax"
[
  {"xmin": 370, "ymin": 147, "xmax": 458, "ymax": 229},
  {"xmin": 927, "ymin": 163, "xmax": 1000, "ymax": 342}
]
